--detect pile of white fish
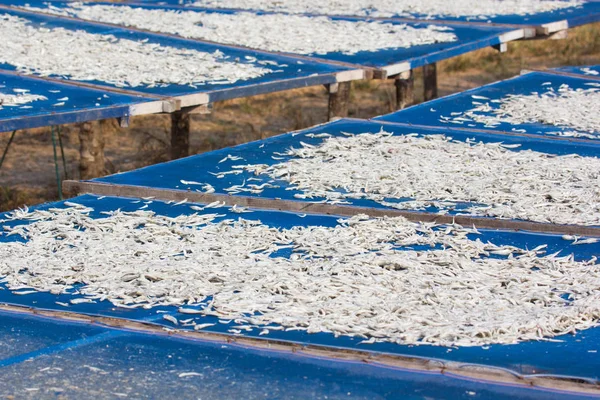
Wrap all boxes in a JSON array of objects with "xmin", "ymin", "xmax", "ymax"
[
  {"xmin": 444, "ymin": 85, "xmax": 600, "ymax": 139},
  {"xmin": 231, "ymin": 131, "xmax": 600, "ymax": 225},
  {"xmin": 190, "ymin": 0, "xmax": 582, "ymax": 19},
  {"xmin": 0, "ymin": 90, "xmax": 47, "ymax": 111},
  {"xmin": 1, "ymin": 203, "xmax": 598, "ymax": 346},
  {"xmin": 26, "ymin": 4, "xmax": 457, "ymax": 56},
  {"xmin": 0, "ymin": 14, "xmax": 272, "ymax": 88}
]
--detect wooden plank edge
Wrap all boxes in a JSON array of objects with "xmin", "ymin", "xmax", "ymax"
[
  {"xmin": 0, "ymin": 303, "xmax": 598, "ymax": 395},
  {"xmin": 176, "ymin": 93, "xmax": 210, "ymax": 109},
  {"xmin": 63, "ymin": 180, "xmax": 600, "ymax": 237},
  {"xmin": 378, "ymin": 62, "xmax": 412, "ymax": 80},
  {"xmin": 538, "ymin": 20, "xmax": 569, "ymax": 35},
  {"xmin": 129, "ymin": 100, "xmax": 172, "ymax": 116},
  {"xmin": 498, "ymin": 28, "xmax": 527, "ymax": 43},
  {"xmin": 336, "ymin": 69, "xmax": 367, "ymax": 83},
  {"xmin": 521, "ymin": 68, "xmax": 600, "ymax": 82},
  {"xmin": 373, "ymin": 119, "xmax": 600, "ymax": 146}
]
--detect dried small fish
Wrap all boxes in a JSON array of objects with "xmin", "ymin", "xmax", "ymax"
[
  {"xmin": 194, "ymin": 323, "xmax": 216, "ymax": 330},
  {"xmin": 204, "ymin": 201, "xmax": 226, "ymax": 209},
  {"xmin": 573, "ymin": 238, "xmax": 599, "ymax": 245},
  {"xmin": 186, "ymin": 0, "xmax": 582, "ymax": 19},
  {"xmin": 231, "ymin": 204, "xmax": 250, "ymax": 213},
  {"xmin": 2, "ymin": 205, "xmax": 599, "ymax": 348},
  {"xmin": 200, "ymin": 184, "xmax": 215, "ymax": 194},
  {"xmin": 0, "ymin": 13, "xmax": 272, "ymax": 88},
  {"xmin": 180, "ymin": 180, "xmax": 203, "ymax": 186},
  {"xmin": 13, "ymin": 290, "xmax": 38, "ymax": 295},
  {"xmin": 230, "ymin": 131, "xmax": 600, "ymax": 226},
  {"xmin": 163, "ymin": 315, "xmax": 179, "ymax": 325},
  {"xmin": 0, "ymin": 91, "xmax": 46, "ymax": 111},
  {"xmin": 178, "ymin": 372, "xmax": 203, "ymax": 378},
  {"xmin": 444, "ymin": 84, "xmax": 600, "ymax": 139},
  {"xmin": 178, "ymin": 307, "xmax": 204, "ymax": 314},
  {"xmin": 28, "ymin": 4, "xmax": 459, "ymax": 56},
  {"xmin": 70, "ymin": 298, "xmax": 94, "ymax": 304},
  {"xmin": 581, "ymin": 67, "xmax": 599, "ymax": 76},
  {"xmin": 219, "ymin": 154, "xmax": 244, "ymax": 163}
]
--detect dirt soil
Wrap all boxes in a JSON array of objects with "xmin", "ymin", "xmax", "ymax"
[{"xmin": 1, "ymin": 23, "xmax": 599, "ymax": 211}]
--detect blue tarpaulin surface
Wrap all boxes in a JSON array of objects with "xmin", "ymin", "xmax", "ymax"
[
  {"xmin": 388, "ymin": 1, "xmax": 600, "ymax": 33},
  {"xmin": 555, "ymin": 64, "xmax": 600, "ymax": 77},
  {"xmin": 0, "ymin": 309, "xmax": 106, "ymax": 361},
  {"xmin": 0, "ymin": 310, "xmax": 597, "ymax": 399},
  {"xmin": 0, "ymin": 71, "xmax": 160, "ymax": 133},
  {"xmin": 124, "ymin": 0, "xmax": 600, "ymax": 33},
  {"xmin": 0, "ymin": 7, "xmax": 359, "ymax": 106},
  {"xmin": 374, "ymin": 71, "xmax": 600, "ymax": 140},
  {"xmin": 92, "ymin": 118, "xmax": 600, "ymax": 221},
  {"xmin": 0, "ymin": 1, "xmax": 525, "ymax": 77},
  {"xmin": 1, "ymin": 194, "xmax": 600, "ymax": 383}
]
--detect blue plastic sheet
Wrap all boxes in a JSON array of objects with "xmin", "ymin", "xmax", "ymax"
[
  {"xmin": 390, "ymin": 1, "xmax": 600, "ymax": 32},
  {"xmin": 0, "ymin": 1, "xmax": 525, "ymax": 76},
  {"xmin": 0, "ymin": 310, "xmax": 597, "ymax": 399},
  {"xmin": 0, "ymin": 310, "xmax": 106, "ymax": 361},
  {"xmin": 1, "ymin": 194, "xmax": 600, "ymax": 383},
  {"xmin": 0, "ymin": 7, "xmax": 357, "ymax": 106},
  {"xmin": 93, "ymin": 118, "xmax": 600, "ymax": 221},
  {"xmin": 554, "ymin": 64, "xmax": 600, "ymax": 78},
  {"xmin": 0, "ymin": 71, "xmax": 159, "ymax": 133},
  {"xmin": 374, "ymin": 71, "xmax": 600, "ymax": 140}
]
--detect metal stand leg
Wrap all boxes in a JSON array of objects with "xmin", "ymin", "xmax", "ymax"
[
  {"xmin": 51, "ymin": 126, "xmax": 63, "ymax": 200},
  {"xmin": 0, "ymin": 130, "xmax": 17, "ymax": 170},
  {"xmin": 56, "ymin": 126, "xmax": 68, "ymax": 180}
]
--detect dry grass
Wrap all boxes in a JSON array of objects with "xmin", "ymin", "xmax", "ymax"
[
  {"xmin": 440, "ymin": 23, "xmax": 600, "ymax": 84},
  {"xmin": 1, "ymin": 22, "xmax": 599, "ymax": 212}
]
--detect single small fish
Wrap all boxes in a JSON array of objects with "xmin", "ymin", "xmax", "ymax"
[{"xmin": 163, "ymin": 315, "xmax": 179, "ymax": 325}]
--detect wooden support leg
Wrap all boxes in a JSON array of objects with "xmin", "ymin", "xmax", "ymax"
[
  {"xmin": 327, "ymin": 82, "xmax": 351, "ymax": 121},
  {"xmin": 99, "ymin": 118, "xmax": 119, "ymax": 137},
  {"xmin": 78, "ymin": 121, "xmax": 106, "ymax": 180},
  {"xmin": 394, "ymin": 71, "xmax": 414, "ymax": 110},
  {"xmin": 423, "ymin": 63, "xmax": 438, "ymax": 102},
  {"xmin": 171, "ymin": 110, "xmax": 190, "ymax": 160}
]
